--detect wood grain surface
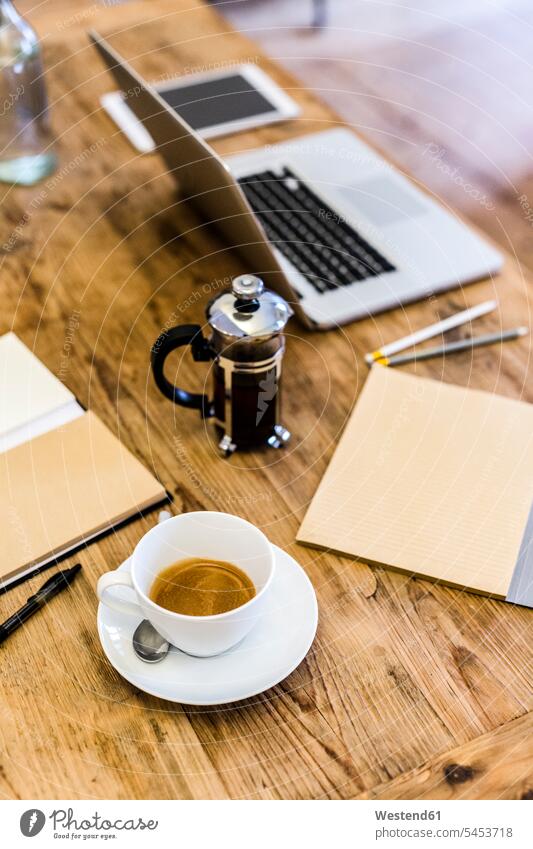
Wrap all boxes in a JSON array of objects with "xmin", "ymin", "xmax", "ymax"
[
  {"xmin": 360, "ymin": 711, "xmax": 533, "ymax": 800},
  {"xmin": 1, "ymin": 0, "xmax": 532, "ymax": 800}
]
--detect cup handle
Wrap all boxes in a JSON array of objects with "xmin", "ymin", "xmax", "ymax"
[{"xmin": 97, "ymin": 569, "xmax": 142, "ymax": 618}]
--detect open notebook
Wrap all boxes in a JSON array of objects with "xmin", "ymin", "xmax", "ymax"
[
  {"xmin": 297, "ymin": 366, "xmax": 533, "ymax": 605},
  {"xmin": 1, "ymin": 410, "xmax": 167, "ymax": 588},
  {"xmin": 0, "ymin": 334, "xmax": 166, "ymax": 588},
  {"xmin": 0, "ymin": 332, "xmax": 84, "ymax": 452}
]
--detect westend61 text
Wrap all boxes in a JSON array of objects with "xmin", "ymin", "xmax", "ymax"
[{"xmin": 375, "ymin": 810, "xmax": 441, "ymax": 821}]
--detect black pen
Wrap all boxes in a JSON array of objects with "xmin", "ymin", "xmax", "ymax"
[{"xmin": 0, "ymin": 564, "xmax": 82, "ymax": 644}]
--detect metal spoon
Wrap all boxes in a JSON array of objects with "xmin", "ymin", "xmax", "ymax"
[
  {"xmin": 131, "ymin": 510, "xmax": 172, "ymax": 663},
  {"xmin": 133, "ymin": 619, "xmax": 170, "ymax": 663}
]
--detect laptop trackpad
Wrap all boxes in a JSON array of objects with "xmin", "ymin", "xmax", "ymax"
[{"xmin": 340, "ymin": 176, "xmax": 427, "ymax": 226}]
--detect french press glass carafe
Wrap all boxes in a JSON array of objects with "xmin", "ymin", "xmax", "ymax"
[{"xmin": 151, "ymin": 275, "xmax": 293, "ymax": 455}]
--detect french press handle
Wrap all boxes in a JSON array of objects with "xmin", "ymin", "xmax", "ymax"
[{"xmin": 151, "ymin": 325, "xmax": 213, "ymax": 418}]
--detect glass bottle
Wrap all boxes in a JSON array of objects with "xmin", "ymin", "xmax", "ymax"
[{"xmin": 0, "ymin": 0, "xmax": 56, "ymax": 184}]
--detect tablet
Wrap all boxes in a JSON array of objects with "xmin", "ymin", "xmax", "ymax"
[{"xmin": 101, "ymin": 64, "xmax": 301, "ymax": 152}]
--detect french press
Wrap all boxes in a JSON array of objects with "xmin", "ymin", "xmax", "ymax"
[{"xmin": 151, "ymin": 275, "xmax": 293, "ymax": 456}]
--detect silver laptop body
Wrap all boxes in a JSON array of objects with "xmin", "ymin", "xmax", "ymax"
[{"xmin": 90, "ymin": 31, "xmax": 502, "ymax": 329}]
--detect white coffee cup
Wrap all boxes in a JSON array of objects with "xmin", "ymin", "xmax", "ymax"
[{"xmin": 96, "ymin": 511, "xmax": 275, "ymax": 657}]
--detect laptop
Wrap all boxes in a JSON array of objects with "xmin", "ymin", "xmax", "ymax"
[{"xmin": 90, "ymin": 31, "xmax": 502, "ymax": 330}]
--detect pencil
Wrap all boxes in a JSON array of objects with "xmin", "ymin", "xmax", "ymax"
[
  {"xmin": 377, "ymin": 326, "xmax": 528, "ymax": 367},
  {"xmin": 365, "ymin": 300, "xmax": 498, "ymax": 365}
]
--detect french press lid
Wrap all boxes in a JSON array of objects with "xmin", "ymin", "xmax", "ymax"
[{"xmin": 206, "ymin": 275, "xmax": 293, "ymax": 340}]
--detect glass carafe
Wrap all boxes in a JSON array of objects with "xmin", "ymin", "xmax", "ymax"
[{"xmin": 0, "ymin": 0, "xmax": 56, "ymax": 184}]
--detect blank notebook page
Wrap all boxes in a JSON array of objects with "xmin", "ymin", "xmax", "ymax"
[
  {"xmin": 0, "ymin": 333, "xmax": 75, "ymax": 435},
  {"xmin": 297, "ymin": 366, "xmax": 533, "ymax": 598},
  {"xmin": 0, "ymin": 411, "xmax": 166, "ymax": 584}
]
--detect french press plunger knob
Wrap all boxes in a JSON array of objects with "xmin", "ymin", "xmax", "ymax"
[{"xmin": 151, "ymin": 274, "xmax": 294, "ymax": 456}]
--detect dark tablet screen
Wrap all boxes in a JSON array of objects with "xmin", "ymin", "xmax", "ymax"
[{"xmin": 157, "ymin": 73, "xmax": 277, "ymax": 130}]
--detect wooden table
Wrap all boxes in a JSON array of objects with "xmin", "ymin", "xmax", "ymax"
[{"xmin": 1, "ymin": 0, "xmax": 532, "ymax": 800}]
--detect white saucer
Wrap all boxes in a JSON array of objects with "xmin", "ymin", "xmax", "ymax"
[{"xmin": 97, "ymin": 545, "xmax": 318, "ymax": 705}]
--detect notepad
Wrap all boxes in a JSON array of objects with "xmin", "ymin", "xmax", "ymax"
[
  {"xmin": 0, "ymin": 411, "xmax": 167, "ymax": 588},
  {"xmin": 0, "ymin": 332, "xmax": 83, "ymax": 452},
  {"xmin": 297, "ymin": 366, "xmax": 533, "ymax": 604}
]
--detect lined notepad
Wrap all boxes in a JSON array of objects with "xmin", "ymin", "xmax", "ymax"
[
  {"xmin": 0, "ymin": 411, "xmax": 166, "ymax": 587},
  {"xmin": 297, "ymin": 366, "xmax": 533, "ymax": 601}
]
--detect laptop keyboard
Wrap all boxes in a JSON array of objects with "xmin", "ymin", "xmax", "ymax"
[{"xmin": 237, "ymin": 167, "xmax": 395, "ymax": 294}]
